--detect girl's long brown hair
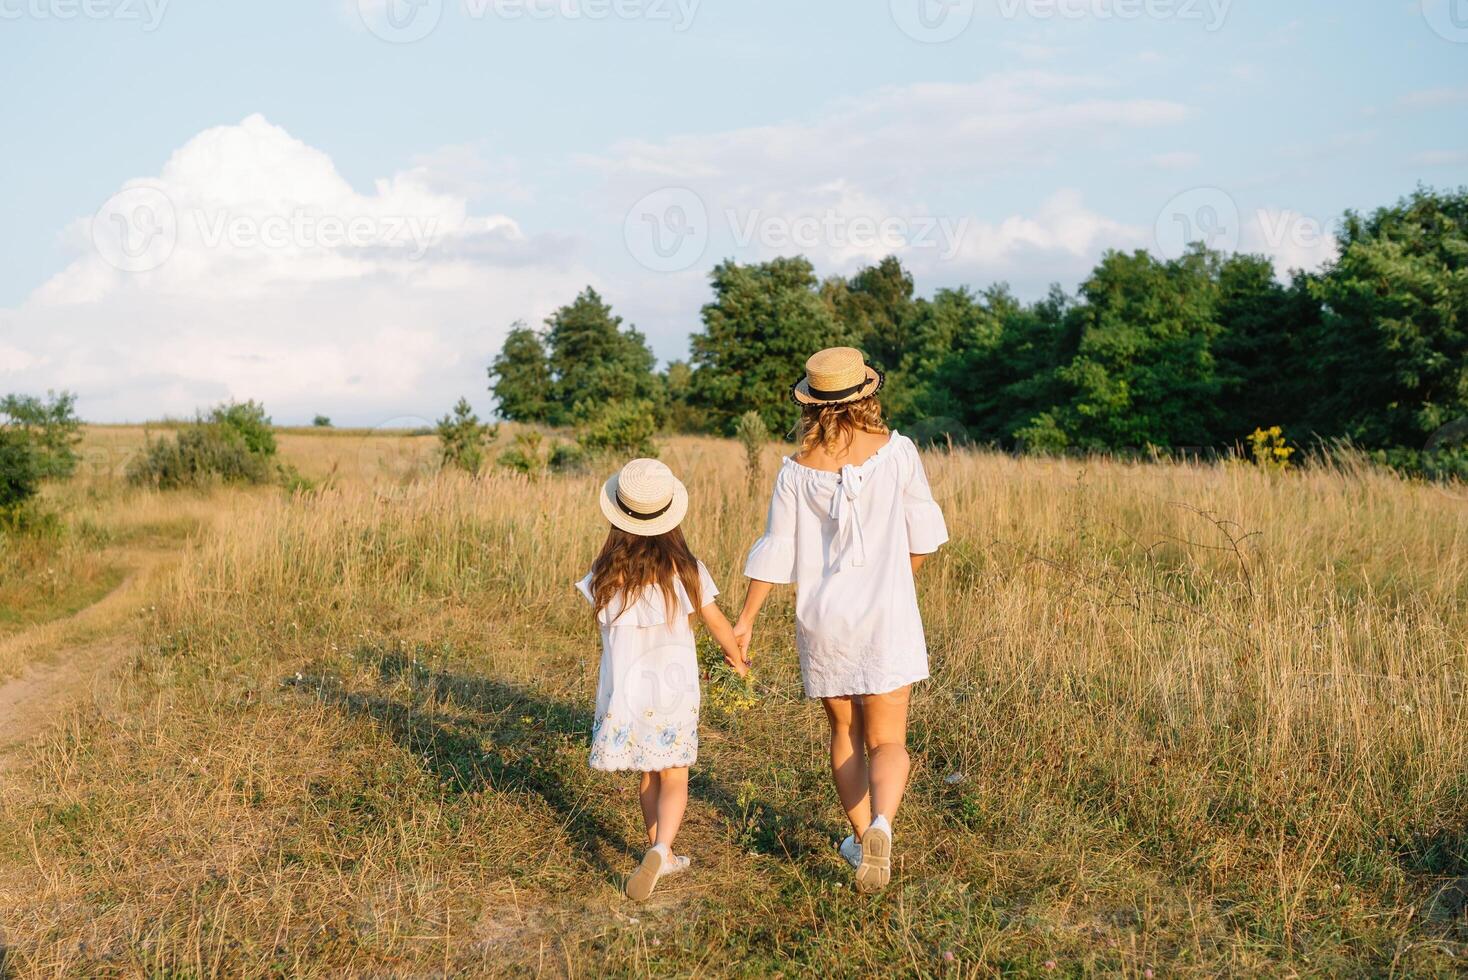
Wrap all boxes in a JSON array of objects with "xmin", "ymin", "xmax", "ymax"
[
  {"xmin": 798, "ymin": 395, "xmax": 888, "ymax": 458},
  {"xmin": 590, "ymin": 525, "xmax": 703, "ymax": 622}
]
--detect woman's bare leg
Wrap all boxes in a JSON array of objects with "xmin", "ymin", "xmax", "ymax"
[
  {"xmin": 822, "ymin": 695, "xmax": 873, "ymax": 837},
  {"xmin": 861, "ymin": 685, "xmax": 912, "ymax": 822},
  {"xmin": 639, "ymin": 770, "xmax": 660, "ymax": 845}
]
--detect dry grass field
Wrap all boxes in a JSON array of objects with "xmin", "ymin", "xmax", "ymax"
[{"xmin": 0, "ymin": 425, "xmax": 1465, "ymax": 976}]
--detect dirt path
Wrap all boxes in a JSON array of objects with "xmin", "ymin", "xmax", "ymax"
[{"xmin": 0, "ymin": 545, "xmax": 175, "ymax": 769}]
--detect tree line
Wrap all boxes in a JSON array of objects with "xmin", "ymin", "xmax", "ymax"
[{"xmin": 490, "ymin": 186, "xmax": 1467, "ymax": 475}]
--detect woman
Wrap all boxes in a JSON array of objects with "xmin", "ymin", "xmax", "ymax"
[{"xmin": 733, "ymin": 346, "xmax": 948, "ymax": 893}]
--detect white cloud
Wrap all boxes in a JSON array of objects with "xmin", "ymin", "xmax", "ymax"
[
  {"xmin": 583, "ymin": 71, "xmax": 1188, "ymax": 289},
  {"xmin": 2, "ymin": 114, "xmax": 592, "ymax": 423},
  {"xmin": 1242, "ymin": 208, "xmax": 1338, "ymax": 279}
]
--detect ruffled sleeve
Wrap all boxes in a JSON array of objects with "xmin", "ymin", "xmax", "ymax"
[
  {"xmin": 693, "ymin": 560, "xmax": 720, "ymax": 609},
  {"xmin": 743, "ymin": 463, "xmax": 799, "ymax": 584},
  {"xmin": 902, "ymin": 438, "xmax": 949, "ymax": 555},
  {"xmin": 575, "ymin": 571, "xmax": 594, "ymax": 605}
]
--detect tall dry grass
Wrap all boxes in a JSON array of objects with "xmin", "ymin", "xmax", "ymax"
[{"xmin": 2, "ymin": 436, "xmax": 1465, "ymax": 975}]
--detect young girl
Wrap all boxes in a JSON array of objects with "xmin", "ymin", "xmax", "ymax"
[
  {"xmin": 734, "ymin": 347, "xmax": 948, "ymax": 894},
  {"xmin": 577, "ymin": 457, "xmax": 748, "ymax": 901}
]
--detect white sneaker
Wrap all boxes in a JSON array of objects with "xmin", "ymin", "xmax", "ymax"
[
  {"xmin": 625, "ymin": 846, "xmax": 666, "ymax": 901},
  {"xmin": 838, "ymin": 834, "xmax": 862, "ymax": 869},
  {"xmin": 661, "ymin": 854, "xmax": 692, "ymax": 877},
  {"xmin": 856, "ymin": 817, "xmax": 892, "ymax": 894}
]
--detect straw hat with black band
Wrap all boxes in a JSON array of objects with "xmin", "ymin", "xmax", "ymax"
[
  {"xmin": 599, "ymin": 458, "xmax": 689, "ymax": 537},
  {"xmin": 790, "ymin": 346, "xmax": 884, "ymax": 406}
]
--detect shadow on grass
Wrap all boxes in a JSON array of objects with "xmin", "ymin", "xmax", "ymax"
[{"xmin": 291, "ymin": 645, "xmax": 820, "ymax": 884}]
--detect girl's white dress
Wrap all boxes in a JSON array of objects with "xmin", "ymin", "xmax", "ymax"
[
  {"xmin": 744, "ymin": 432, "xmax": 948, "ymax": 699},
  {"xmin": 576, "ymin": 562, "xmax": 718, "ymax": 772}
]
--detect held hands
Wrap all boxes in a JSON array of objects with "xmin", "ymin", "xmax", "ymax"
[{"xmin": 726, "ymin": 619, "xmax": 754, "ymax": 678}]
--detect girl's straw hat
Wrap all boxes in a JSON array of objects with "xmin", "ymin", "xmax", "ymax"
[
  {"xmin": 600, "ymin": 458, "xmax": 689, "ymax": 537},
  {"xmin": 790, "ymin": 346, "xmax": 884, "ymax": 406}
]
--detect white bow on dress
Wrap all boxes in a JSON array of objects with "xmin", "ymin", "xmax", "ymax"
[{"xmin": 827, "ymin": 463, "xmax": 868, "ymax": 570}]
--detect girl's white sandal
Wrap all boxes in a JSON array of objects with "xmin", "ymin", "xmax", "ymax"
[
  {"xmin": 625, "ymin": 848, "xmax": 666, "ymax": 901},
  {"xmin": 855, "ymin": 825, "xmax": 891, "ymax": 894}
]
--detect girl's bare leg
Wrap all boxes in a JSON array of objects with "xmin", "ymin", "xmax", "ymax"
[
  {"xmin": 822, "ymin": 695, "xmax": 873, "ymax": 837},
  {"xmin": 861, "ymin": 685, "xmax": 912, "ymax": 822},
  {"xmin": 639, "ymin": 770, "xmax": 660, "ymax": 845},
  {"xmin": 653, "ymin": 766, "xmax": 689, "ymax": 850}
]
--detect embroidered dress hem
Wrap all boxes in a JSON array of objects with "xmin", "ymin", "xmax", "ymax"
[{"xmin": 802, "ymin": 667, "xmax": 930, "ymax": 700}]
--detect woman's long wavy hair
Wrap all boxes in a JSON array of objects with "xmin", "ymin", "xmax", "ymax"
[
  {"xmin": 590, "ymin": 525, "xmax": 703, "ymax": 623},
  {"xmin": 797, "ymin": 395, "xmax": 889, "ymax": 458}
]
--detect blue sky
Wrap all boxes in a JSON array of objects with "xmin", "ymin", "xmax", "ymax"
[{"xmin": 1, "ymin": 0, "xmax": 1465, "ymax": 424}]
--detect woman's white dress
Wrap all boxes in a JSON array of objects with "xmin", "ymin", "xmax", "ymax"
[
  {"xmin": 576, "ymin": 562, "xmax": 718, "ymax": 772},
  {"xmin": 744, "ymin": 432, "xmax": 948, "ymax": 699}
]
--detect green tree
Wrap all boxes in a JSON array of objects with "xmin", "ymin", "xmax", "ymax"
[
  {"xmin": 916, "ymin": 285, "xmax": 1077, "ymax": 446},
  {"xmin": 1, "ymin": 390, "xmax": 82, "ymax": 481},
  {"xmin": 689, "ymin": 257, "xmax": 851, "ymax": 434},
  {"xmin": 823, "ymin": 256, "xmax": 918, "ymax": 375},
  {"xmin": 436, "ymin": 398, "xmax": 497, "ymax": 474},
  {"xmin": 544, "ymin": 288, "xmax": 661, "ymax": 424},
  {"xmin": 662, "ymin": 359, "xmax": 708, "ymax": 433},
  {"xmin": 1056, "ymin": 246, "xmax": 1225, "ymax": 449},
  {"xmin": 1211, "ymin": 258, "xmax": 1320, "ymax": 443},
  {"xmin": 1307, "ymin": 187, "xmax": 1468, "ymax": 447},
  {"xmin": 489, "ymin": 322, "xmax": 554, "ymax": 422}
]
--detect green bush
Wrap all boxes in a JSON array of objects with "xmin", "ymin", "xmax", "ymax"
[
  {"xmin": 734, "ymin": 410, "xmax": 768, "ymax": 493},
  {"xmin": 548, "ymin": 441, "xmax": 590, "ymax": 473},
  {"xmin": 312, "ymin": 415, "xmax": 332, "ymax": 428},
  {"xmin": 209, "ymin": 401, "xmax": 276, "ymax": 458},
  {"xmin": 126, "ymin": 401, "xmax": 282, "ymax": 490},
  {"xmin": 576, "ymin": 400, "xmax": 659, "ymax": 457},
  {"xmin": 495, "ymin": 431, "xmax": 546, "ymax": 477},
  {"xmin": 1, "ymin": 390, "xmax": 82, "ymax": 481},
  {"xmin": 0, "ymin": 427, "xmax": 41, "ymax": 517},
  {"xmin": 1372, "ymin": 446, "xmax": 1468, "ymax": 483},
  {"xmin": 436, "ymin": 398, "xmax": 498, "ymax": 475},
  {"xmin": 127, "ymin": 423, "xmax": 273, "ymax": 490}
]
